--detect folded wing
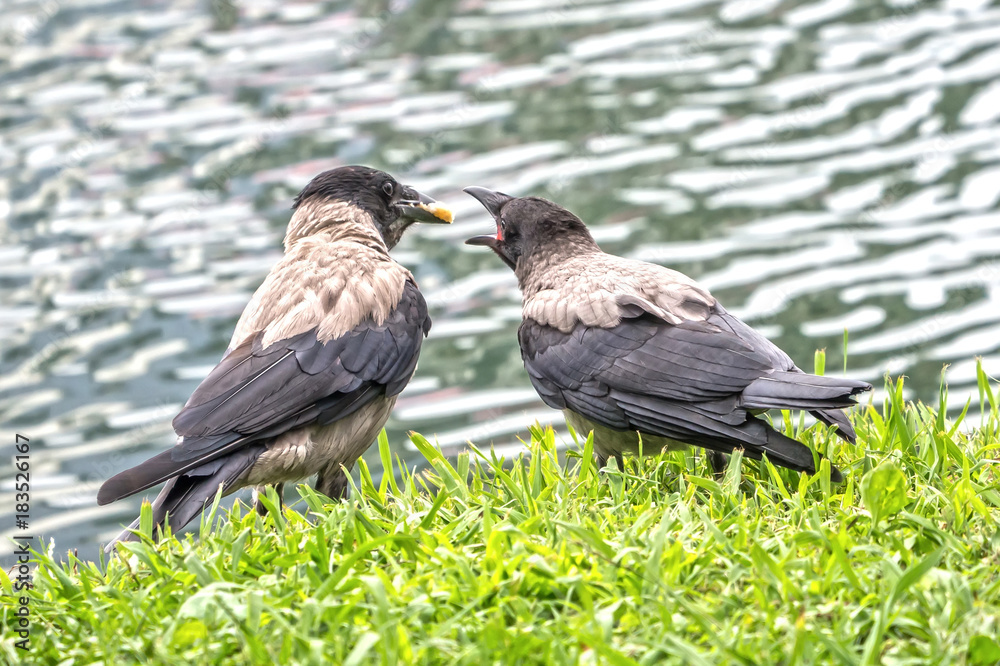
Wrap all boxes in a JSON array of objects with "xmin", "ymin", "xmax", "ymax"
[
  {"xmin": 97, "ymin": 279, "xmax": 430, "ymax": 505},
  {"xmin": 519, "ymin": 303, "xmax": 869, "ymax": 476}
]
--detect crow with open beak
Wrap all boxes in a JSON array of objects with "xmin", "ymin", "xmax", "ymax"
[
  {"xmin": 98, "ymin": 166, "xmax": 452, "ymax": 550},
  {"xmin": 465, "ymin": 188, "xmax": 870, "ymax": 481}
]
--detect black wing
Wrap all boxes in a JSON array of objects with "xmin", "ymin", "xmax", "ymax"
[
  {"xmin": 519, "ymin": 310, "xmax": 772, "ymax": 426},
  {"xmin": 710, "ymin": 305, "xmax": 866, "ymax": 441},
  {"xmin": 519, "ymin": 304, "xmax": 868, "ymax": 472},
  {"xmin": 97, "ymin": 279, "xmax": 430, "ymax": 505}
]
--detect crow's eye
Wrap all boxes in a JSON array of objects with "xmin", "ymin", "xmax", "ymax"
[{"xmin": 382, "ymin": 181, "xmax": 394, "ymax": 197}]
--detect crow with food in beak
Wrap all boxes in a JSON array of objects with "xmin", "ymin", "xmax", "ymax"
[
  {"xmin": 465, "ymin": 188, "xmax": 870, "ymax": 481},
  {"xmin": 98, "ymin": 166, "xmax": 452, "ymax": 549}
]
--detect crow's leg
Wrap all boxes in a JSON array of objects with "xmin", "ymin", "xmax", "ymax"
[
  {"xmin": 316, "ymin": 464, "xmax": 352, "ymax": 500},
  {"xmin": 595, "ymin": 452, "xmax": 625, "ymax": 471},
  {"xmin": 708, "ymin": 451, "xmax": 730, "ymax": 478},
  {"xmin": 254, "ymin": 482, "xmax": 284, "ymax": 516}
]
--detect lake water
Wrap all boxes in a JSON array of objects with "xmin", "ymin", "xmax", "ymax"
[{"xmin": 2, "ymin": 0, "xmax": 1000, "ymax": 561}]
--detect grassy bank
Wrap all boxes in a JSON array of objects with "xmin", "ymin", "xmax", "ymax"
[{"xmin": 4, "ymin": 367, "xmax": 1000, "ymax": 665}]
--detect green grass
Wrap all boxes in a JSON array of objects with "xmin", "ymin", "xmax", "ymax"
[{"xmin": 4, "ymin": 362, "xmax": 1000, "ymax": 665}]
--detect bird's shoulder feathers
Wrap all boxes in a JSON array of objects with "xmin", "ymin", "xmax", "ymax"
[
  {"xmin": 230, "ymin": 236, "xmax": 413, "ymax": 350},
  {"xmin": 521, "ymin": 253, "xmax": 715, "ymax": 332}
]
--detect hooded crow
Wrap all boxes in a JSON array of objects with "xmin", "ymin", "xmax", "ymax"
[
  {"xmin": 464, "ymin": 188, "xmax": 870, "ymax": 481},
  {"xmin": 98, "ymin": 166, "xmax": 452, "ymax": 550}
]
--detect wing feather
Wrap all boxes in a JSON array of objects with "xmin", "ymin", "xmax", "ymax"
[
  {"xmin": 519, "ymin": 303, "xmax": 867, "ymax": 469},
  {"xmin": 97, "ymin": 279, "xmax": 430, "ymax": 505}
]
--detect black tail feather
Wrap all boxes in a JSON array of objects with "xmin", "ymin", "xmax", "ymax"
[
  {"xmin": 613, "ymin": 389, "xmax": 844, "ymax": 482},
  {"xmin": 103, "ymin": 446, "xmax": 264, "ymax": 553},
  {"xmin": 97, "ymin": 433, "xmax": 249, "ymax": 506},
  {"xmin": 742, "ymin": 371, "xmax": 871, "ymax": 412},
  {"xmin": 812, "ymin": 407, "xmax": 858, "ymax": 443},
  {"xmin": 740, "ymin": 417, "xmax": 843, "ymax": 483}
]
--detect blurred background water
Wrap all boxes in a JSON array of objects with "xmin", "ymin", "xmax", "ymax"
[{"xmin": 2, "ymin": 0, "xmax": 999, "ymax": 561}]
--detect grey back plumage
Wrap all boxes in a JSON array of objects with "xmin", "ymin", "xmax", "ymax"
[
  {"xmin": 231, "ymin": 202, "xmax": 412, "ymax": 350},
  {"xmin": 518, "ymin": 251, "xmax": 716, "ymax": 332}
]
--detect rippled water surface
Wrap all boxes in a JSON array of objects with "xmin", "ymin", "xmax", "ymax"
[{"xmin": 3, "ymin": 0, "xmax": 1000, "ymax": 559}]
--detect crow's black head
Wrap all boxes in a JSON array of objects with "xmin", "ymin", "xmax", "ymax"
[
  {"xmin": 290, "ymin": 166, "xmax": 451, "ymax": 247},
  {"xmin": 463, "ymin": 188, "xmax": 596, "ymax": 270}
]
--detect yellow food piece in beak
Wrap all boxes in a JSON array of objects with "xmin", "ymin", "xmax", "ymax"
[{"xmin": 418, "ymin": 202, "xmax": 454, "ymax": 223}]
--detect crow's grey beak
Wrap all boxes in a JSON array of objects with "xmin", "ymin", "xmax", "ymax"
[
  {"xmin": 463, "ymin": 186, "xmax": 513, "ymax": 220},
  {"xmin": 465, "ymin": 235, "xmax": 498, "ymax": 247},
  {"xmin": 399, "ymin": 186, "xmax": 453, "ymax": 224}
]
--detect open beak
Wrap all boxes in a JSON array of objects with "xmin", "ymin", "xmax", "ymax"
[
  {"xmin": 399, "ymin": 186, "xmax": 453, "ymax": 224},
  {"xmin": 463, "ymin": 186, "xmax": 517, "ymax": 269},
  {"xmin": 465, "ymin": 234, "xmax": 499, "ymax": 248},
  {"xmin": 463, "ymin": 186, "xmax": 512, "ymax": 219},
  {"xmin": 463, "ymin": 186, "xmax": 513, "ymax": 247}
]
